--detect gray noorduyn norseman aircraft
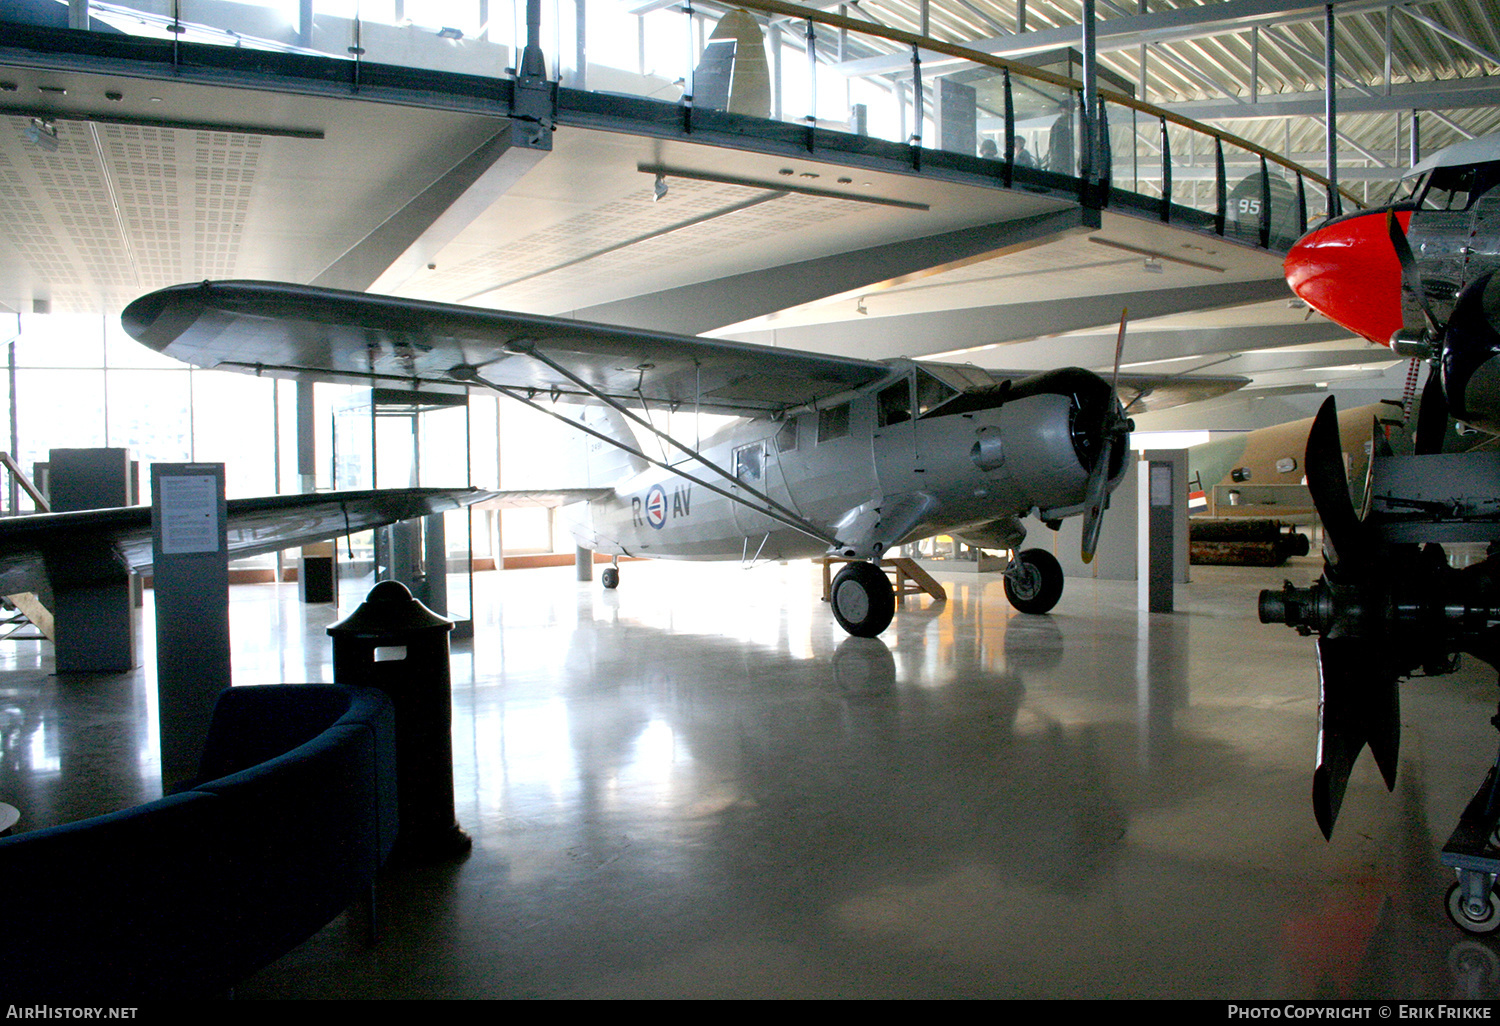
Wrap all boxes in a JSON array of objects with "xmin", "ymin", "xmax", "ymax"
[{"xmin": 122, "ymin": 279, "xmax": 1143, "ymax": 638}]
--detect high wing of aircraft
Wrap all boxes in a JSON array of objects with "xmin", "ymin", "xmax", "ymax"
[
  {"xmin": 0, "ymin": 486, "xmax": 492, "ymax": 600},
  {"xmin": 122, "ymin": 279, "xmax": 1137, "ymax": 637},
  {"xmin": 1262, "ymin": 134, "xmax": 1500, "ymax": 934}
]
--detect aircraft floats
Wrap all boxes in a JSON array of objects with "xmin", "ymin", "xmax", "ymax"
[
  {"xmin": 120, "ymin": 280, "xmax": 1143, "ymax": 637},
  {"xmin": 1257, "ymin": 133, "xmax": 1500, "ymax": 932}
]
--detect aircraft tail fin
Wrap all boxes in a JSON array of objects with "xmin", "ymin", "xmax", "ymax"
[{"xmin": 567, "ymin": 404, "xmax": 649, "ymax": 485}]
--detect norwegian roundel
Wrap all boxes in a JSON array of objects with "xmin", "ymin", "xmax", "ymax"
[{"xmin": 645, "ymin": 485, "xmax": 668, "ymax": 529}]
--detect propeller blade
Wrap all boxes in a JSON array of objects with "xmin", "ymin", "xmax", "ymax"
[
  {"xmin": 1304, "ymin": 397, "xmax": 1365, "ymax": 569},
  {"xmin": 1082, "ymin": 309, "xmax": 1130, "ymax": 564},
  {"xmin": 1312, "ymin": 637, "xmax": 1401, "ymax": 840},
  {"xmin": 1387, "ymin": 209, "xmax": 1439, "ymax": 340},
  {"xmin": 1080, "ymin": 455, "xmax": 1109, "ymax": 564},
  {"xmin": 1415, "ymin": 361, "xmax": 1449, "ymax": 456},
  {"xmin": 1110, "ymin": 308, "xmax": 1128, "ymax": 392}
]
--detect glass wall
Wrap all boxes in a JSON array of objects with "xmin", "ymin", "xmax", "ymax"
[{"xmin": 4, "ymin": 311, "xmax": 277, "ymax": 508}]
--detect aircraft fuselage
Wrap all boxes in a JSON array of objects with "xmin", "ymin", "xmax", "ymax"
[{"xmin": 564, "ymin": 364, "xmax": 1125, "ymax": 563}]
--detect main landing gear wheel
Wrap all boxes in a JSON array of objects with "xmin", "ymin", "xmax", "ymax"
[
  {"xmin": 1447, "ymin": 882, "xmax": 1500, "ymax": 935},
  {"xmin": 601, "ymin": 567, "xmax": 619, "ymax": 590},
  {"xmin": 1003, "ymin": 548, "xmax": 1064, "ymax": 615},
  {"xmin": 830, "ymin": 561, "xmax": 895, "ymax": 638}
]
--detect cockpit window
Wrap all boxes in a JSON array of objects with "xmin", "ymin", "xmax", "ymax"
[
  {"xmin": 1391, "ymin": 172, "xmax": 1426, "ymax": 206},
  {"xmin": 1415, "ymin": 162, "xmax": 1500, "ymax": 212},
  {"xmin": 914, "ymin": 368, "xmax": 960, "ymax": 417},
  {"xmin": 1421, "ymin": 166, "xmax": 1473, "ymax": 210}
]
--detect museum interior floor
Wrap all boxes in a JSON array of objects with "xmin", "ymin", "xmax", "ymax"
[{"xmin": 5, "ymin": 554, "xmax": 1500, "ymax": 999}]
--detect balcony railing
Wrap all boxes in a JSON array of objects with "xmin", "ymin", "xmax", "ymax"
[{"xmin": 8, "ymin": 0, "xmax": 1365, "ymax": 247}]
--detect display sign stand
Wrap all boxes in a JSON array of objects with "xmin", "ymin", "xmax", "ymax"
[
  {"xmin": 151, "ymin": 463, "xmax": 230, "ymax": 787},
  {"xmin": 1138, "ymin": 450, "xmax": 1188, "ymax": 614}
]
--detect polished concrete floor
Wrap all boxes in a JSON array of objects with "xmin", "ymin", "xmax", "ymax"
[{"xmin": 4, "ymin": 556, "xmax": 1500, "ymax": 999}]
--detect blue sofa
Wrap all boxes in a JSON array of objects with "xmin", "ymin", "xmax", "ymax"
[{"xmin": 0, "ymin": 683, "xmax": 398, "ymax": 1000}]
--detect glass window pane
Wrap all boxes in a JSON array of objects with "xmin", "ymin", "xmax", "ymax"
[
  {"xmin": 104, "ymin": 316, "xmax": 184, "ymax": 370},
  {"xmin": 191, "ymin": 370, "xmax": 275, "ymax": 498},
  {"xmin": 105, "ymin": 369, "xmax": 192, "ymax": 465},
  {"xmin": 17, "ymin": 369, "xmax": 107, "ymax": 477},
  {"xmin": 14, "ymin": 313, "xmax": 106, "ymax": 368}
]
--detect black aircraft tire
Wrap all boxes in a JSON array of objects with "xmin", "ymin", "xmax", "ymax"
[
  {"xmin": 601, "ymin": 567, "xmax": 619, "ymax": 590},
  {"xmin": 1448, "ymin": 883, "xmax": 1500, "ymax": 936},
  {"xmin": 1003, "ymin": 549, "xmax": 1064, "ymax": 615},
  {"xmin": 830, "ymin": 561, "xmax": 895, "ymax": 637}
]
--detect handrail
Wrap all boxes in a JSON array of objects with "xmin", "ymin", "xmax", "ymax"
[
  {"xmin": 0, "ymin": 453, "xmax": 48, "ymax": 513},
  {"xmin": 718, "ymin": 0, "xmax": 1364, "ymax": 210}
]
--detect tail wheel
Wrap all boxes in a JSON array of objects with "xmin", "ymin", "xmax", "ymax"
[
  {"xmin": 830, "ymin": 561, "xmax": 895, "ymax": 637},
  {"xmin": 1003, "ymin": 548, "xmax": 1064, "ymax": 614}
]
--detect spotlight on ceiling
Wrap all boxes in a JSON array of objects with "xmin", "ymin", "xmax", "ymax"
[
  {"xmin": 25, "ymin": 118, "xmax": 59, "ymax": 153},
  {"xmin": 653, "ymin": 172, "xmax": 668, "ymax": 202},
  {"xmin": 1142, "ymin": 257, "xmax": 1163, "ymax": 274},
  {"xmin": 856, "ymin": 298, "xmax": 868, "ymax": 315},
  {"xmin": 437, "ymin": 26, "xmax": 464, "ymax": 40}
]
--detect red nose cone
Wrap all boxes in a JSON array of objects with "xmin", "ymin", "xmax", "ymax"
[{"xmin": 1284, "ymin": 209, "xmax": 1410, "ymax": 348}]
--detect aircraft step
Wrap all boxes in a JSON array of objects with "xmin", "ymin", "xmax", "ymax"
[{"xmin": 815, "ymin": 557, "xmax": 947, "ymax": 603}]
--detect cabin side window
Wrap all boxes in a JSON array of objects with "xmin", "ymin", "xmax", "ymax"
[
  {"xmin": 775, "ymin": 417, "xmax": 798, "ymax": 453},
  {"xmin": 818, "ymin": 403, "xmax": 850, "ymax": 443},
  {"xmin": 734, "ymin": 442, "xmax": 764, "ymax": 482},
  {"xmin": 877, "ymin": 379, "xmax": 912, "ymax": 426}
]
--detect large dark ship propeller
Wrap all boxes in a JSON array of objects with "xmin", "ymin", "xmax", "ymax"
[{"xmin": 1260, "ymin": 398, "xmax": 1401, "ymax": 839}]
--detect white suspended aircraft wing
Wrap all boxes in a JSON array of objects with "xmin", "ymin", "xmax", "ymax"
[
  {"xmin": 0, "ymin": 486, "xmax": 492, "ymax": 598},
  {"xmin": 123, "ymin": 281, "xmax": 893, "ymax": 418}
]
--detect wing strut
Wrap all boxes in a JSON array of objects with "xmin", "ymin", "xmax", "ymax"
[
  {"xmin": 458, "ymin": 368, "xmax": 843, "ymax": 551},
  {"xmin": 490, "ymin": 344, "xmax": 825, "ymax": 539}
]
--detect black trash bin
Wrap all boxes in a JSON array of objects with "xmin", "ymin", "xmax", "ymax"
[{"xmin": 328, "ymin": 580, "xmax": 471, "ymax": 861}]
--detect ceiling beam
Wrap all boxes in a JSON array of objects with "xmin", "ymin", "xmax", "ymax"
[
  {"xmin": 722, "ymin": 278, "xmax": 1294, "ymax": 361},
  {"xmin": 570, "ymin": 205, "xmax": 1093, "ymax": 334},
  {"xmin": 835, "ymin": 0, "xmax": 1377, "ymax": 77},
  {"xmin": 313, "ymin": 124, "xmax": 551, "ymax": 294},
  {"xmin": 1161, "ymin": 76, "xmax": 1500, "ymax": 122}
]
